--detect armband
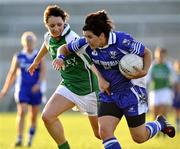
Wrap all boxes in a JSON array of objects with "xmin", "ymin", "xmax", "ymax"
[{"xmin": 57, "ymin": 54, "xmax": 65, "ymax": 60}]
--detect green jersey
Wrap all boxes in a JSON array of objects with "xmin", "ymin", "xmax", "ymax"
[
  {"xmin": 148, "ymin": 61, "xmax": 173, "ymax": 90},
  {"xmin": 44, "ymin": 24, "xmax": 98, "ymax": 95}
]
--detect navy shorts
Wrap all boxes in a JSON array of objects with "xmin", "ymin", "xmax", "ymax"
[
  {"xmin": 98, "ymin": 85, "xmax": 148, "ymax": 127},
  {"xmin": 14, "ymin": 87, "xmax": 42, "ymax": 106}
]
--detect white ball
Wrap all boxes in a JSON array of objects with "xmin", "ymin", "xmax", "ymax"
[{"xmin": 119, "ymin": 54, "xmax": 143, "ymax": 76}]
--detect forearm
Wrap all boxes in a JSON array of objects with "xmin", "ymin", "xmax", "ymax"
[
  {"xmin": 38, "ymin": 60, "xmax": 46, "ymax": 83},
  {"xmin": 57, "ymin": 44, "xmax": 71, "ymax": 57},
  {"xmin": 143, "ymin": 48, "xmax": 152, "ymax": 74},
  {"xmin": 91, "ymin": 64, "xmax": 110, "ymax": 95},
  {"xmin": 91, "ymin": 65, "xmax": 103, "ymax": 80},
  {"xmin": 1, "ymin": 55, "xmax": 17, "ymax": 94},
  {"xmin": 1, "ymin": 72, "xmax": 15, "ymax": 94},
  {"xmin": 34, "ymin": 44, "xmax": 48, "ymax": 65}
]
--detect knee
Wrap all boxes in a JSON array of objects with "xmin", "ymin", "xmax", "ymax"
[
  {"xmin": 99, "ymin": 125, "xmax": 112, "ymax": 140},
  {"xmin": 18, "ymin": 108, "xmax": 27, "ymax": 117},
  {"xmin": 132, "ymin": 135, "xmax": 147, "ymax": 144},
  {"xmin": 41, "ymin": 111, "xmax": 54, "ymax": 124},
  {"xmin": 41, "ymin": 111, "xmax": 48, "ymax": 123}
]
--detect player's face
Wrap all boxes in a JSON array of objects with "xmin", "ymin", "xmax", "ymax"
[
  {"xmin": 23, "ymin": 36, "xmax": 35, "ymax": 52},
  {"xmin": 83, "ymin": 31, "xmax": 106, "ymax": 49},
  {"xmin": 174, "ymin": 60, "xmax": 180, "ymax": 72},
  {"xmin": 154, "ymin": 48, "xmax": 166, "ymax": 62},
  {"xmin": 46, "ymin": 16, "xmax": 65, "ymax": 38}
]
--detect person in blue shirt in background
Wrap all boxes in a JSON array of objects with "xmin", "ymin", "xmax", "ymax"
[
  {"xmin": 0, "ymin": 31, "xmax": 46, "ymax": 147},
  {"xmin": 173, "ymin": 60, "xmax": 180, "ymax": 132},
  {"xmin": 52, "ymin": 10, "xmax": 176, "ymax": 149}
]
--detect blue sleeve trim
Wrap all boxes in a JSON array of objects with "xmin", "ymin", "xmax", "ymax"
[{"xmin": 67, "ymin": 37, "xmax": 87, "ymax": 53}]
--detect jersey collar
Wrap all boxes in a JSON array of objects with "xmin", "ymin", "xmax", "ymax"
[
  {"xmin": 99, "ymin": 31, "xmax": 116, "ymax": 49},
  {"xmin": 22, "ymin": 49, "xmax": 37, "ymax": 59},
  {"xmin": 61, "ymin": 23, "xmax": 70, "ymax": 36}
]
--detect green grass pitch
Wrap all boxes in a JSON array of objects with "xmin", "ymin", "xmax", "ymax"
[{"xmin": 0, "ymin": 112, "xmax": 180, "ymax": 149}]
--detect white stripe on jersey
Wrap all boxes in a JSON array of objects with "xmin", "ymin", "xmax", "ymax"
[
  {"xmin": 136, "ymin": 42, "xmax": 141, "ymax": 54},
  {"xmin": 135, "ymin": 42, "xmax": 141, "ymax": 54},
  {"xmin": 71, "ymin": 40, "xmax": 79, "ymax": 52},
  {"xmin": 117, "ymin": 47, "xmax": 128, "ymax": 55},
  {"xmin": 131, "ymin": 42, "xmax": 138, "ymax": 54},
  {"xmin": 131, "ymin": 87, "xmax": 148, "ymax": 115},
  {"xmin": 14, "ymin": 70, "xmax": 22, "ymax": 103},
  {"xmin": 131, "ymin": 42, "xmax": 142, "ymax": 55}
]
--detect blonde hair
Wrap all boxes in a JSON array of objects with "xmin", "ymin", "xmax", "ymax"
[{"xmin": 21, "ymin": 31, "xmax": 37, "ymax": 46}]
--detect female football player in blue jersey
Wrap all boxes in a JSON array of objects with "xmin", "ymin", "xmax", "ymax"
[
  {"xmin": 0, "ymin": 31, "xmax": 46, "ymax": 147},
  {"xmin": 173, "ymin": 60, "xmax": 180, "ymax": 132},
  {"xmin": 53, "ymin": 10, "xmax": 176, "ymax": 149}
]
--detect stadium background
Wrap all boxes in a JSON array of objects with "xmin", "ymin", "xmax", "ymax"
[{"xmin": 0, "ymin": 0, "xmax": 180, "ymax": 111}]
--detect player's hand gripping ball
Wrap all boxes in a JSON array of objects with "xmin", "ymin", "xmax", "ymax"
[{"xmin": 119, "ymin": 54, "xmax": 143, "ymax": 77}]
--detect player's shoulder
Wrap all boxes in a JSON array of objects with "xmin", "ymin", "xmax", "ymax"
[
  {"xmin": 44, "ymin": 32, "xmax": 50, "ymax": 40},
  {"xmin": 115, "ymin": 31, "xmax": 133, "ymax": 41},
  {"xmin": 71, "ymin": 36, "xmax": 86, "ymax": 46},
  {"xmin": 65, "ymin": 30, "xmax": 79, "ymax": 43},
  {"xmin": 68, "ymin": 37, "xmax": 87, "ymax": 52},
  {"xmin": 16, "ymin": 50, "xmax": 24, "ymax": 57},
  {"xmin": 44, "ymin": 32, "xmax": 51, "ymax": 47}
]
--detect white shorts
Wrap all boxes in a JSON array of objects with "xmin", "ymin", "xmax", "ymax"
[
  {"xmin": 55, "ymin": 85, "xmax": 98, "ymax": 116},
  {"xmin": 149, "ymin": 87, "xmax": 173, "ymax": 107}
]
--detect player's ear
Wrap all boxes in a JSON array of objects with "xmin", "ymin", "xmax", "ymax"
[{"xmin": 99, "ymin": 32, "xmax": 105, "ymax": 38}]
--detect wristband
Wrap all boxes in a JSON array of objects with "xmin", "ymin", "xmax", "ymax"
[{"xmin": 57, "ymin": 54, "xmax": 65, "ymax": 60}]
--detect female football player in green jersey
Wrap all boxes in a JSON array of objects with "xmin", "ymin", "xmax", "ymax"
[
  {"xmin": 28, "ymin": 5, "xmax": 100, "ymax": 149},
  {"xmin": 147, "ymin": 47, "xmax": 175, "ymax": 120}
]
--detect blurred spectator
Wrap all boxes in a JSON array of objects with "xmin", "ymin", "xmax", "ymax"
[
  {"xmin": 147, "ymin": 47, "xmax": 176, "ymax": 120},
  {"xmin": 173, "ymin": 60, "xmax": 180, "ymax": 132},
  {"xmin": 0, "ymin": 31, "xmax": 46, "ymax": 147}
]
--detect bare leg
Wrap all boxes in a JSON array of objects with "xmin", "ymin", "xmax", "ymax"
[
  {"xmin": 129, "ymin": 124, "xmax": 149, "ymax": 143},
  {"xmin": 42, "ymin": 93, "xmax": 74, "ymax": 145},
  {"xmin": 88, "ymin": 116, "xmax": 100, "ymax": 139},
  {"xmin": 98, "ymin": 116, "xmax": 119, "ymax": 140},
  {"xmin": 16, "ymin": 103, "xmax": 28, "ymax": 145},
  {"xmin": 29, "ymin": 105, "xmax": 39, "ymax": 128},
  {"xmin": 129, "ymin": 115, "xmax": 175, "ymax": 143},
  {"xmin": 98, "ymin": 116, "xmax": 121, "ymax": 148},
  {"xmin": 27, "ymin": 105, "xmax": 40, "ymax": 146}
]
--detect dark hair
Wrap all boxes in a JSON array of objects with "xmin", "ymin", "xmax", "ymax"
[
  {"xmin": 43, "ymin": 5, "xmax": 69, "ymax": 24},
  {"xmin": 83, "ymin": 10, "xmax": 114, "ymax": 38},
  {"xmin": 156, "ymin": 47, "xmax": 167, "ymax": 54},
  {"xmin": 160, "ymin": 48, "xmax": 167, "ymax": 54}
]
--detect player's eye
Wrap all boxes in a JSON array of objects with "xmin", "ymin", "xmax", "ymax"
[
  {"xmin": 49, "ymin": 24, "xmax": 55, "ymax": 28},
  {"xmin": 57, "ymin": 23, "xmax": 63, "ymax": 27}
]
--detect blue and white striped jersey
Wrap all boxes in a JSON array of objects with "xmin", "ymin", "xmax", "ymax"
[
  {"xmin": 68, "ymin": 31, "xmax": 145, "ymax": 92},
  {"xmin": 15, "ymin": 49, "xmax": 41, "ymax": 89}
]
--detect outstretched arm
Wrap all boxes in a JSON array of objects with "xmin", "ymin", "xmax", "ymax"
[
  {"xmin": 53, "ymin": 43, "xmax": 110, "ymax": 95},
  {"xmin": 52, "ymin": 44, "xmax": 71, "ymax": 70},
  {"xmin": 0, "ymin": 55, "xmax": 18, "ymax": 99},
  {"xmin": 28, "ymin": 42, "xmax": 48, "ymax": 76},
  {"xmin": 31, "ymin": 58, "xmax": 46, "ymax": 93}
]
